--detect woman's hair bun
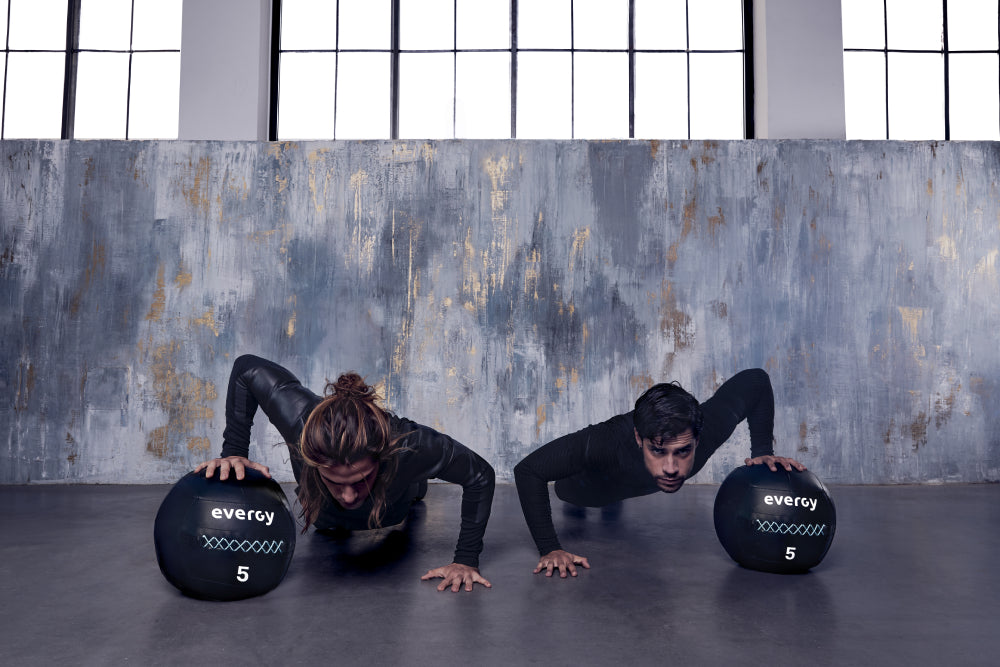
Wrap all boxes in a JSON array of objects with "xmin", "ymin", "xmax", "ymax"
[{"xmin": 327, "ymin": 372, "xmax": 375, "ymax": 399}]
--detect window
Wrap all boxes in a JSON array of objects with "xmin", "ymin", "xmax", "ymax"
[
  {"xmin": 0, "ymin": 0, "xmax": 182, "ymax": 139},
  {"xmin": 842, "ymin": 0, "xmax": 1000, "ymax": 140},
  {"xmin": 271, "ymin": 0, "xmax": 754, "ymax": 140}
]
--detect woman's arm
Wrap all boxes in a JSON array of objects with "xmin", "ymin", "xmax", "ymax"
[
  {"xmin": 220, "ymin": 354, "xmax": 321, "ymax": 459},
  {"xmin": 397, "ymin": 419, "xmax": 495, "ymax": 570},
  {"xmin": 195, "ymin": 355, "xmax": 320, "ymax": 479}
]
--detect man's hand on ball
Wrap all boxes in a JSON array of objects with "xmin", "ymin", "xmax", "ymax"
[{"xmin": 745, "ymin": 455, "xmax": 806, "ymax": 472}]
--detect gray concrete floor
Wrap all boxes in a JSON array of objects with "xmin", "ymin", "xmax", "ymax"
[{"xmin": 2, "ymin": 480, "xmax": 998, "ymax": 666}]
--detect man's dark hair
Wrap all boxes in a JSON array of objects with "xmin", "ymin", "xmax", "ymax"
[{"xmin": 633, "ymin": 382, "xmax": 703, "ymax": 443}]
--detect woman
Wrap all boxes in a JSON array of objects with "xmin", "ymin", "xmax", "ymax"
[{"xmin": 195, "ymin": 354, "xmax": 495, "ymax": 592}]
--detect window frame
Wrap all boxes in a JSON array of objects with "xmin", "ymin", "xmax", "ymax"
[
  {"xmin": 0, "ymin": 0, "xmax": 182, "ymax": 140},
  {"xmin": 268, "ymin": 0, "xmax": 756, "ymax": 141},
  {"xmin": 843, "ymin": 0, "xmax": 1000, "ymax": 140}
]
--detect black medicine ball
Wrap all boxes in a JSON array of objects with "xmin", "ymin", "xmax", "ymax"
[
  {"xmin": 713, "ymin": 465, "xmax": 836, "ymax": 574},
  {"xmin": 154, "ymin": 469, "xmax": 296, "ymax": 601}
]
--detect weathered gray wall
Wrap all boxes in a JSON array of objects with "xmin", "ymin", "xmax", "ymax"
[{"xmin": 2, "ymin": 139, "xmax": 998, "ymax": 484}]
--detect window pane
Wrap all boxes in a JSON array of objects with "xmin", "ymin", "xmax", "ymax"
[
  {"xmin": 948, "ymin": 0, "xmax": 999, "ymax": 51},
  {"xmin": 517, "ymin": 52, "xmax": 571, "ymax": 138},
  {"xmin": 339, "ymin": 0, "xmax": 390, "ymax": 50},
  {"xmin": 79, "ymin": 0, "xmax": 131, "ymax": 51},
  {"xmin": 457, "ymin": 0, "xmax": 508, "ymax": 50},
  {"xmin": 688, "ymin": 0, "xmax": 742, "ymax": 51},
  {"xmin": 841, "ymin": 0, "xmax": 885, "ymax": 50},
  {"xmin": 844, "ymin": 51, "xmax": 887, "ymax": 139},
  {"xmin": 634, "ymin": 52, "xmax": 687, "ymax": 139},
  {"xmin": 3, "ymin": 52, "xmax": 64, "ymax": 138},
  {"xmin": 456, "ymin": 52, "xmax": 510, "ymax": 138},
  {"xmin": 8, "ymin": 0, "xmax": 68, "ymax": 50},
  {"xmin": 132, "ymin": 0, "xmax": 183, "ymax": 50},
  {"xmin": 574, "ymin": 52, "xmax": 628, "ymax": 138},
  {"xmin": 399, "ymin": 52, "xmax": 454, "ymax": 139},
  {"xmin": 74, "ymin": 52, "xmax": 129, "ymax": 138},
  {"xmin": 400, "ymin": 0, "xmax": 454, "ymax": 51},
  {"xmin": 635, "ymin": 0, "xmax": 686, "ymax": 50},
  {"xmin": 0, "ymin": 4, "xmax": 7, "ymax": 47},
  {"xmin": 886, "ymin": 0, "xmax": 942, "ymax": 51},
  {"xmin": 949, "ymin": 54, "xmax": 1000, "ymax": 140},
  {"xmin": 278, "ymin": 52, "xmax": 336, "ymax": 139},
  {"xmin": 281, "ymin": 0, "xmax": 338, "ymax": 50},
  {"xmin": 689, "ymin": 52, "xmax": 742, "ymax": 138},
  {"xmin": 887, "ymin": 52, "xmax": 944, "ymax": 139},
  {"xmin": 337, "ymin": 52, "xmax": 390, "ymax": 138},
  {"xmin": 575, "ymin": 0, "xmax": 627, "ymax": 50},
  {"xmin": 128, "ymin": 52, "xmax": 180, "ymax": 138},
  {"xmin": 519, "ymin": 0, "xmax": 570, "ymax": 49}
]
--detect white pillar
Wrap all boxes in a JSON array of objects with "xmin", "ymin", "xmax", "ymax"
[
  {"xmin": 754, "ymin": 0, "xmax": 847, "ymax": 139},
  {"xmin": 178, "ymin": 0, "xmax": 272, "ymax": 140}
]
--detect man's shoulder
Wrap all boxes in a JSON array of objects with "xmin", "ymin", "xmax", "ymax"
[{"xmin": 560, "ymin": 410, "xmax": 635, "ymax": 447}]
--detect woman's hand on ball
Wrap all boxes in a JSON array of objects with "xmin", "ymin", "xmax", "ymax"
[
  {"xmin": 421, "ymin": 563, "xmax": 492, "ymax": 592},
  {"xmin": 194, "ymin": 456, "xmax": 271, "ymax": 480},
  {"xmin": 744, "ymin": 455, "xmax": 806, "ymax": 472}
]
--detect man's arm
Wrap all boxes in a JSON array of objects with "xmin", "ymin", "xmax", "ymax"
[
  {"xmin": 696, "ymin": 368, "xmax": 804, "ymax": 473},
  {"xmin": 513, "ymin": 416, "xmax": 630, "ymax": 573}
]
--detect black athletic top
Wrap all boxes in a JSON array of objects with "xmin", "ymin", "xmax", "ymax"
[
  {"xmin": 219, "ymin": 354, "xmax": 495, "ymax": 568},
  {"xmin": 513, "ymin": 369, "xmax": 776, "ymax": 556}
]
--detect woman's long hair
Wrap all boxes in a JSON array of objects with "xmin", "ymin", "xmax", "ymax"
[{"xmin": 296, "ymin": 373, "xmax": 406, "ymax": 531}]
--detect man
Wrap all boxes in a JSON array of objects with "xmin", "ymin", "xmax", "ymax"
[{"xmin": 513, "ymin": 368, "xmax": 804, "ymax": 578}]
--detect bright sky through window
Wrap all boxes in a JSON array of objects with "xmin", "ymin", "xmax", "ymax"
[
  {"xmin": 275, "ymin": 0, "xmax": 748, "ymax": 140},
  {"xmin": 842, "ymin": 0, "xmax": 1000, "ymax": 140},
  {"xmin": 1, "ymin": 0, "xmax": 181, "ymax": 139}
]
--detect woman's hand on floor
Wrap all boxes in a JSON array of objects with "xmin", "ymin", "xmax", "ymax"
[{"xmin": 421, "ymin": 563, "xmax": 492, "ymax": 592}]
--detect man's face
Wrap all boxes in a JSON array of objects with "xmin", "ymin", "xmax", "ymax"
[
  {"xmin": 317, "ymin": 458, "xmax": 379, "ymax": 510},
  {"xmin": 636, "ymin": 428, "xmax": 697, "ymax": 493}
]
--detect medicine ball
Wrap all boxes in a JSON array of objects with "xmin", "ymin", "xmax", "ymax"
[
  {"xmin": 154, "ymin": 469, "xmax": 296, "ymax": 601},
  {"xmin": 713, "ymin": 465, "xmax": 835, "ymax": 574}
]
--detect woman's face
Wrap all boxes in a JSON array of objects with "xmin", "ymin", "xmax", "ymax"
[{"xmin": 317, "ymin": 458, "xmax": 379, "ymax": 510}]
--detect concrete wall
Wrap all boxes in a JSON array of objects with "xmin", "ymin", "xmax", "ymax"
[{"xmin": 2, "ymin": 139, "xmax": 999, "ymax": 485}]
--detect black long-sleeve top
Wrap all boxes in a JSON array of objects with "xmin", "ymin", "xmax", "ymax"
[
  {"xmin": 219, "ymin": 355, "xmax": 495, "ymax": 568},
  {"xmin": 513, "ymin": 369, "xmax": 776, "ymax": 556}
]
